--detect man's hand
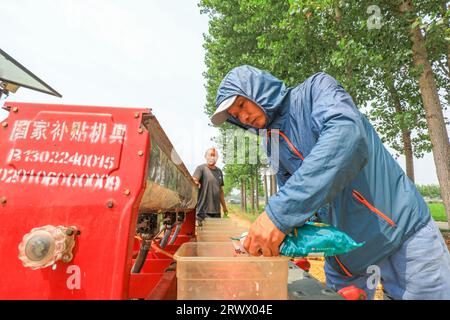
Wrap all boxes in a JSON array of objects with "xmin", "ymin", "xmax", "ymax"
[
  {"xmin": 243, "ymin": 211, "xmax": 285, "ymax": 257},
  {"xmin": 193, "ymin": 177, "xmax": 201, "ymax": 189},
  {"xmin": 219, "ymin": 188, "xmax": 227, "ymax": 217}
]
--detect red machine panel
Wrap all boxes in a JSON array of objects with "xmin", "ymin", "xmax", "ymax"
[{"xmin": 0, "ymin": 102, "xmax": 151, "ymax": 299}]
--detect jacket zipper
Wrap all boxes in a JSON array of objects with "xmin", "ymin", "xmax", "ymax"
[
  {"xmin": 270, "ymin": 130, "xmax": 353, "ymax": 277},
  {"xmin": 334, "ymin": 256, "xmax": 353, "ymax": 277},
  {"xmin": 352, "ymin": 190, "xmax": 396, "ymax": 227},
  {"xmin": 267, "ymin": 129, "xmax": 304, "ymax": 160},
  {"xmin": 269, "ymin": 130, "xmax": 395, "ymax": 276}
]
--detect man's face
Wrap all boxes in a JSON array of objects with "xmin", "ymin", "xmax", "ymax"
[
  {"xmin": 227, "ymin": 96, "xmax": 267, "ymax": 129},
  {"xmin": 205, "ymin": 148, "xmax": 218, "ymax": 166}
]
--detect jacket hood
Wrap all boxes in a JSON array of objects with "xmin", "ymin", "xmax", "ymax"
[{"xmin": 215, "ymin": 65, "xmax": 290, "ymax": 130}]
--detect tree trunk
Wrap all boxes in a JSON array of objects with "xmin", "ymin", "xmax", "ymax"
[
  {"xmin": 255, "ymin": 170, "xmax": 260, "ymax": 213},
  {"xmin": 400, "ymin": 0, "xmax": 450, "ymax": 226},
  {"xmin": 388, "ymin": 81, "xmax": 415, "ymax": 182},
  {"xmin": 244, "ymin": 178, "xmax": 248, "ymax": 212},
  {"xmin": 334, "ymin": 6, "xmax": 357, "ymax": 105},
  {"xmin": 269, "ymin": 175, "xmax": 273, "ymax": 196},
  {"xmin": 447, "ymin": 43, "xmax": 450, "ymax": 79},
  {"xmin": 250, "ymin": 175, "xmax": 255, "ymax": 214},
  {"xmin": 270, "ymin": 174, "xmax": 277, "ymax": 196},
  {"xmin": 241, "ymin": 177, "xmax": 246, "ymax": 212},
  {"xmin": 401, "ymin": 130, "xmax": 415, "ymax": 183},
  {"xmin": 263, "ymin": 173, "xmax": 269, "ymax": 205},
  {"xmin": 443, "ymin": 2, "xmax": 450, "ymax": 79}
]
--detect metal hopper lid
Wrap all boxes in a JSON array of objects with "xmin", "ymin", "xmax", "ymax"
[{"xmin": 0, "ymin": 48, "xmax": 61, "ymax": 98}]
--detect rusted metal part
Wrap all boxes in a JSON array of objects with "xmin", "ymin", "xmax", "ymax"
[
  {"xmin": 18, "ymin": 225, "xmax": 79, "ymax": 270},
  {"xmin": 138, "ymin": 115, "xmax": 198, "ymax": 213}
]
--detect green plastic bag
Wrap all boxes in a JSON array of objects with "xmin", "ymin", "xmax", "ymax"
[{"xmin": 279, "ymin": 222, "xmax": 364, "ymax": 257}]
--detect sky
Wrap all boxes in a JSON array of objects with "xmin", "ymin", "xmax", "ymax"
[{"xmin": 0, "ymin": 0, "xmax": 443, "ymax": 185}]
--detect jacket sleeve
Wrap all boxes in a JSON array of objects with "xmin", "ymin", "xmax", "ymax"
[
  {"xmin": 276, "ymin": 165, "xmax": 290, "ymax": 188},
  {"xmin": 265, "ymin": 73, "xmax": 369, "ymax": 234}
]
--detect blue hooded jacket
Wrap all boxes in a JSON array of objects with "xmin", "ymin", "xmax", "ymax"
[{"xmin": 215, "ymin": 65, "xmax": 431, "ymax": 277}]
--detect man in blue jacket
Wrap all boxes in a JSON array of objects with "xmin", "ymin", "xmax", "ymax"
[{"xmin": 211, "ymin": 65, "xmax": 450, "ymax": 300}]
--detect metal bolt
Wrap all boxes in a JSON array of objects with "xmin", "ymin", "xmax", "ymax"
[
  {"xmin": 137, "ymin": 150, "xmax": 144, "ymax": 157},
  {"xmin": 1, "ymin": 122, "xmax": 8, "ymax": 128},
  {"xmin": 106, "ymin": 200, "xmax": 114, "ymax": 208},
  {"xmin": 0, "ymin": 197, "xmax": 6, "ymax": 205},
  {"xmin": 134, "ymin": 112, "xmax": 140, "ymax": 119},
  {"xmin": 124, "ymin": 189, "xmax": 131, "ymax": 196},
  {"xmin": 12, "ymin": 107, "xmax": 18, "ymax": 113}
]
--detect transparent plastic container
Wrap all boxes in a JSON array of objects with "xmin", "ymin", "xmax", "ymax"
[
  {"xmin": 174, "ymin": 242, "xmax": 289, "ymax": 300},
  {"xmin": 196, "ymin": 228, "xmax": 246, "ymax": 242}
]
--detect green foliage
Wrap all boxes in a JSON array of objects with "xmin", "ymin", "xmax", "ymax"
[
  {"xmin": 199, "ymin": 0, "xmax": 449, "ymax": 191},
  {"xmin": 416, "ymin": 184, "xmax": 442, "ymax": 199}
]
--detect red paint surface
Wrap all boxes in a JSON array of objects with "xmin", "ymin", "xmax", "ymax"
[{"xmin": 0, "ymin": 102, "xmax": 195, "ymax": 299}]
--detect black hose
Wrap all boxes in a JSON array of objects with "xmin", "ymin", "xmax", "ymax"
[
  {"xmin": 159, "ymin": 227, "xmax": 172, "ymax": 248},
  {"xmin": 131, "ymin": 238, "xmax": 152, "ymax": 274},
  {"xmin": 168, "ymin": 223, "xmax": 182, "ymax": 245}
]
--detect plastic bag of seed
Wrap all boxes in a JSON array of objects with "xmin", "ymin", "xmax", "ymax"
[
  {"xmin": 231, "ymin": 222, "xmax": 364, "ymax": 257},
  {"xmin": 280, "ymin": 222, "xmax": 364, "ymax": 257}
]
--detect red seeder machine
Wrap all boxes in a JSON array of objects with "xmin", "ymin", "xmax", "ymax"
[{"xmin": 0, "ymin": 48, "xmax": 198, "ymax": 299}]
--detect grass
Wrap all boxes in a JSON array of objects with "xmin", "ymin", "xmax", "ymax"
[{"xmin": 429, "ymin": 202, "xmax": 447, "ymax": 222}]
